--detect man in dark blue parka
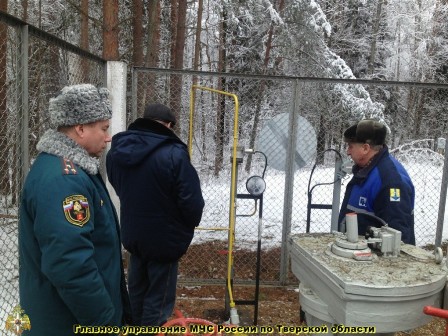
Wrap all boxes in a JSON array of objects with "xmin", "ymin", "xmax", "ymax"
[
  {"xmin": 106, "ymin": 103, "xmax": 204, "ymax": 328},
  {"xmin": 338, "ymin": 119, "xmax": 416, "ymax": 245}
]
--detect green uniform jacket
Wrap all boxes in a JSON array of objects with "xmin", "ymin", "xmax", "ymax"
[{"xmin": 19, "ymin": 152, "xmax": 129, "ymax": 335}]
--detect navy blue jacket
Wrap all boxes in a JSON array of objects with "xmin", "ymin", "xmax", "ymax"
[
  {"xmin": 338, "ymin": 146, "xmax": 415, "ymax": 245},
  {"xmin": 106, "ymin": 118, "xmax": 204, "ymax": 262}
]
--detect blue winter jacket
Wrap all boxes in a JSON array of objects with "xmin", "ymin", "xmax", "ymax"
[
  {"xmin": 106, "ymin": 118, "xmax": 204, "ymax": 262},
  {"xmin": 338, "ymin": 146, "xmax": 415, "ymax": 245}
]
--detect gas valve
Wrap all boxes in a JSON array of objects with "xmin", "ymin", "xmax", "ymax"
[{"xmin": 365, "ymin": 226, "xmax": 402, "ymax": 257}]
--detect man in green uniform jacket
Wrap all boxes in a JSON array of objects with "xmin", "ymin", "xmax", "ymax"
[{"xmin": 19, "ymin": 84, "xmax": 131, "ymax": 335}]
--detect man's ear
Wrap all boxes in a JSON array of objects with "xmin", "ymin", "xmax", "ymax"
[
  {"xmin": 73, "ymin": 124, "xmax": 84, "ymax": 137},
  {"xmin": 362, "ymin": 143, "xmax": 371, "ymax": 152}
]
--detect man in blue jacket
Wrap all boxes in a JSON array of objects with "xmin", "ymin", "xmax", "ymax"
[
  {"xmin": 19, "ymin": 84, "xmax": 131, "ymax": 335},
  {"xmin": 106, "ymin": 103, "xmax": 204, "ymax": 328},
  {"xmin": 338, "ymin": 119, "xmax": 415, "ymax": 245}
]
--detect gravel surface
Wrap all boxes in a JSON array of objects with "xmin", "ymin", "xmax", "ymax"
[{"xmin": 168, "ymin": 239, "xmax": 447, "ymax": 335}]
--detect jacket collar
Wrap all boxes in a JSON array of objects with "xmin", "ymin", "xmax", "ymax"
[
  {"xmin": 128, "ymin": 118, "xmax": 179, "ymax": 139},
  {"xmin": 36, "ymin": 129, "xmax": 100, "ymax": 174},
  {"xmin": 353, "ymin": 145, "xmax": 388, "ymax": 179}
]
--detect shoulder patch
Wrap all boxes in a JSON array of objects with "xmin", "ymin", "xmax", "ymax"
[
  {"xmin": 390, "ymin": 188, "xmax": 400, "ymax": 202},
  {"xmin": 61, "ymin": 158, "xmax": 77, "ymax": 175},
  {"xmin": 63, "ymin": 195, "xmax": 90, "ymax": 226}
]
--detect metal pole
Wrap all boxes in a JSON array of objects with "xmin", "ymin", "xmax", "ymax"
[
  {"xmin": 18, "ymin": 25, "xmax": 29, "ymax": 189},
  {"xmin": 331, "ymin": 157, "xmax": 343, "ymax": 232},
  {"xmin": 254, "ymin": 194, "xmax": 263, "ymax": 325},
  {"xmin": 435, "ymin": 137, "xmax": 448, "ymax": 247},
  {"xmin": 306, "ymin": 191, "xmax": 312, "ymax": 233},
  {"xmin": 279, "ymin": 80, "xmax": 301, "ymax": 284},
  {"xmin": 131, "ymin": 67, "xmax": 138, "ymax": 121}
]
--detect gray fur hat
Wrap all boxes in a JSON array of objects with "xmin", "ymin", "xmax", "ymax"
[{"xmin": 49, "ymin": 84, "xmax": 112, "ymax": 128}]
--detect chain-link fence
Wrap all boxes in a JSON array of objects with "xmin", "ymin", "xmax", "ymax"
[
  {"xmin": 0, "ymin": 10, "xmax": 106, "ymax": 330},
  {"xmin": 1, "ymin": 7, "xmax": 448, "ymax": 331},
  {"xmin": 132, "ymin": 68, "xmax": 448, "ymax": 287}
]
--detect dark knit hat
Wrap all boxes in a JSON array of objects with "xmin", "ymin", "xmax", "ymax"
[
  {"xmin": 143, "ymin": 103, "xmax": 176, "ymax": 126},
  {"xmin": 49, "ymin": 84, "xmax": 112, "ymax": 128},
  {"xmin": 344, "ymin": 119, "xmax": 387, "ymax": 146}
]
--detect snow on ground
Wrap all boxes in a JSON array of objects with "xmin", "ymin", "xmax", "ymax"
[{"xmin": 193, "ymin": 161, "xmax": 447, "ymax": 250}]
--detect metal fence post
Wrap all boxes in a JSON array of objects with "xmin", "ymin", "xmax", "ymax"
[
  {"xmin": 131, "ymin": 67, "xmax": 138, "ymax": 121},
  {"xmin": 435, "ymin": 137, "xmax": 448, "ymax": 247},
  {"xmin": 280, "ymin": 80, "xmax": 301, "ymax": 284},
  {"xmin": 18, "ymin": 24, "xmax": 29, "ymax": 188},
  {"xmin": 331, "ymin": 157, "xmax": 342, "ymax": 232}
]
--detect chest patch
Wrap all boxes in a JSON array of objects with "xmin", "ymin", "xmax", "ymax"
[
  {"xmin": 358, "ymin": 196, "xmax": 367, "ymax": 207},
  {"xmin": 63, "ymin": 195, "xmax": 90, "ymax": 226},
  {"xmin": 390, "ymin": 188, "xmax": 401, "ymax": 202}
]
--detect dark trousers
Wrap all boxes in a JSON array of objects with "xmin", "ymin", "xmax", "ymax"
[{"xmin": 128, "ymin": 254, "xmax": 178, "ymax": 328}]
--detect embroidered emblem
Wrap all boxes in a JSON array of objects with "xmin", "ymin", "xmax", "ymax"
[
  {"xmin": 358, "ymin": 197, "xmax": 367, "ymax": 207},
  {"xmin": 63, "ymin": 195, "xmax": 90, "ymax": 226},
  {"xmin": 390, "ymin": 188, "xmax": 401, "ymax": 202},
  {"xmin": 5, "ymin": 305, "xmax": 31, "ymax": 335},
  {"xmin": 61, "ymin": 158, "xmax": 77, "ymax": 175}
]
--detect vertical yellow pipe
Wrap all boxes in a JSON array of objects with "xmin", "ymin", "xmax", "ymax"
[
  {"xmin": 228, "ymin": 96, "xmax": 239, "ymax": 308},
  {"xmin": 188, "ymin": 85, "xmax": 239, "ymax": 308}
]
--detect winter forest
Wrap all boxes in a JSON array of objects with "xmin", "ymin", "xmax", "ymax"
[
  {"xmin": 1, "ymin": 0, "xmax": 448, "ymax": 163},
  {"xmin": 1, "ymin": 0, "xmax": 448, "ymax": 312}
]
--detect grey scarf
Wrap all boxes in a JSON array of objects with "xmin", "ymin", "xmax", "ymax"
[{"xmin": 36, "ymin": 129, "xmax": 100, "ymax": 175}]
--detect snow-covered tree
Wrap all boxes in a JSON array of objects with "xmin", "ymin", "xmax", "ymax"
[
  {"xmin": 277, "ymin": 0, "xmax": 384, "ymax": 157},
  {"xmin": 2, "ymin": 0, "xmax": 447, "ymax": 169}
]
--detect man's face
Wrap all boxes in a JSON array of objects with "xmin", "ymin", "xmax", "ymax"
[
  {"xmin": 346, "ymin": 142, "xmax": 369, "ymax": 166},
  {"xmin": 78, "ymin": 119, "xmax": 112, "ymax": 157}
]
